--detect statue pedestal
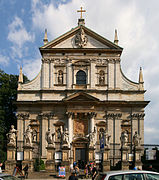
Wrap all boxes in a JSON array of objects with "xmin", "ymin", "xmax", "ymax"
[
  {"xmin": 61, "ymin": 146, "xmax": 70, "ymax": 172},
  {"xmin": 134, "ymin": 146, "xmax": 143, "ymax": 170},
  {"xmin": 5, "ymin": 144, "xmax": 16, "ymax": 173},
  {"xmin": 103, "ymin": 147, "xmax": 110, "ymax": 171},
  {"xmin": 88, "ymin": 146, "xmax": 95, "ymax": 163},
  {"xmin": 45, "ymin": 146, "xmax": 55, "ymax": 172},
  {"xmin": 121, "ymin": 146, "xmax": 129, "ymax": 170},
  {"xmin": 22, "ymin": 145, "xmax": 34, "ymax": 172}
]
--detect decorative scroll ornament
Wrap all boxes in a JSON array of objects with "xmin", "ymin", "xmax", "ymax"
[{"xmin": 75, "ymin": 28, "xmax": 88, "ymax": 48}]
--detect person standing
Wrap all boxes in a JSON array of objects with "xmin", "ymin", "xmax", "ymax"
[
  {"xmin": 92, "ymin": 164, "xmax": 97, "ymax": 180},
  {"xmin": 23, "ymin": 164, "xmax": 29, "ymax": 179},
  {"xmin": 68, "ymin": 171, "xmax": 78, "ymax": 180}
]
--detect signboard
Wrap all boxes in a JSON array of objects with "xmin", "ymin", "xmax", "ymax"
[
  {"xmin": 146, "ymin": 150, "xmax": 156, "ymax": 160},
  {"xmin": 95, "ymin": 152, "xmax": 102, "ymax": 163},
  {"xmin": 17, "ymin": 152, "xmax": 23, "ymax": 161},
  {"xmin": 55, "ymin": 151, "xmax": 62, "ymax": 162},
  {"xmin": 128, "ymin": 154, "xmax": 134, "ymax": 162},
  {"xmin": 58, "ymin": 166, "xmax": 65, "ymax": 177}
]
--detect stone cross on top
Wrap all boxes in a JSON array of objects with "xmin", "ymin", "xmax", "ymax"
[{"xmin": 77, "ymin": 7, "xmax": 86, "ymax": 19}]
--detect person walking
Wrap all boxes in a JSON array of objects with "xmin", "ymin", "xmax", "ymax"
[
  {"xmin": 23, "ymin": 164, "xmax": 29, "ymax": 179},
  {"xmin": 92, "ymin": 164, "xmax": 97, "ymax": 180}
]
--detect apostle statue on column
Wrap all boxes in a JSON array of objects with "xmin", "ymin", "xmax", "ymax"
[
  {"xmin": 24, "ymin": 125, "xmax": 33, "ymax": 146},
  {"xmin": 87, "ymin": 127, "xmax": 96, "ymax": 147},
  {"xmin": 133, "ymin": 131, "xmax": 141, "ymax": 147},
  {"xmin": 45, "ymin": 129, "xmax": 55, "ymax": 146},
  {"xmin": 6, "ymin": 125, "xmax": 18, "ymax": 146},
  {"xmin": 120, "ymin": 131, "xmax": 128, "ymax": 147},
  {"xmin": 63, "ymin": 128, "xmax": 69, "ymax": 145},
  {"xmin": 104, "ymin": 130, "xmax": 111, "ymax": 148}
]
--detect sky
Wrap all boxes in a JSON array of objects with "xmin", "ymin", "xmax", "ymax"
[{"xmin": 0, "ymin": 0, "xmax": 159, "ymax": 144}]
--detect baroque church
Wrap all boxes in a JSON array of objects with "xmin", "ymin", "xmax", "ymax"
[{"xmin": 6, "ymin": 9, "xmax": 149, "ymax": 171}]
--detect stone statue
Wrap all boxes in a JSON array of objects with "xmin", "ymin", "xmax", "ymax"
[
  {"xmin": 45, "ymin": 129, "xmax": 55, "ymax": 146},
  {"xmin": 57, "ymin": 126, "xmax": 63, "ymax": 140},
  {"xmin": 63, "ymin": 128, "xmax": 69, "ymax": 144},
  {"xmin": 24, "ymin": 125, "xmax": 33, "ymax": 146},
  {"xmin": 104, "ymin": 131, "xmax": 111, "ymax": 147},
  {"xmin": 6, "ymin": 125, "xmax": 17, "ymax": 145},
  {"xmin": 32, "ymin": 129, "xmax": 37, "ymax": 142},
  {"xmin": 75, "ymin": 28, "xmax": 88, "ymax": 48},
  {"xmin": 120, "ymin": 131, "xmax": 128, "ymax": 147},
  {"xmin": 133, "ymin": 131, "xmax": 141, "ymax": 147},
  {"xmin": 87, "ymin": 130, "xmax": 96, "ymax": 147},
  {"xmin": 58, "ymin": 71, "xmax": 63, "ymax": 84}
]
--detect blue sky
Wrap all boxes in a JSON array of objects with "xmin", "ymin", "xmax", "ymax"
[{"xmin": 0, "ymin": 0, "xmax": 159, "ymax": 144}]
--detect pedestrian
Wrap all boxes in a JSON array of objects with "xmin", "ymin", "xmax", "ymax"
[
  {"xmin": 74, "ymin": 165, "xmax": 79, "ymax": 177},
  {"xmin": 70, "ymin": 163, "xmax": 73, "ymax": 173},
  {"xmin": 23, "ymin": 164, "xmax": 29, "ymax": 179},
  {"xmin": 92, "ymin": 164, "xmax": 97, "ymax": 180},
  {"xmin": 68, "ymin": 171, "xmax": 78, "ymax": 180},
  {"xmin": 0, "ymin": 162, "xmax": 2, "ymax": 173}
]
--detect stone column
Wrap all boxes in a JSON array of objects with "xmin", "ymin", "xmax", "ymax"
[
  {"xmin": 88, "ymin": 147, "xmax": 95, "ymax": 163},
  {"xmin": 134, "ymin": 146, "xmax": 143, "ymax": 170},
  {"xmin": 115, "ymin": 59, "xmax": 121, "ymax": 90},
  {"xmin": 66, "ymin": 61, "xmax": 72, "ymax": 89},
  {"xmin": 67, "ymin": 112, "xmax": 73, "ymax": 144},
  {"xmin": 50, "ymin": 60, "xmax": 54, "ymax": 88},
  {"xmin": 61, "ymin": 146, "xmax": 70, "ymax": 172},
  {"xmin": 90, "ymin": 60, "xmax": 96, "ymax": 89},
  {"xmin": 108, "ymin": 59, "xmax": 114, "ymax": 90},
  {"xmin": 23, "ymin": 145, "xmax": 34, "ymax": 172},
  {"xmin": 5, "ymin": 144, "xmax": 16, "ymax": 173},
  {"xmin": 45, "ymin": 146, "xmax": 56, "ymax": 172},
  {"xmin": 103, "ymin": 147, "xmax": 110, "ymax": 171},
  {"xmin": 89, "ymin": 112, "xmax": 96, "ymax": 133},
  {"xmin": 121, "ymin": 146, "xmax": 129, "ymax": 170}
]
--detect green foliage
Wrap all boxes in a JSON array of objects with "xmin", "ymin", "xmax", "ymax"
[
  {"xmin": 0, "ymin": 69, "xmax": 29, "ymax": 161},
  {"xmin": 34, "ymin": 158, "xmax": 45, "ymax": 171}
]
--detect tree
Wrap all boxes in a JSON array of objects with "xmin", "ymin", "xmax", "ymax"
[{"xmin": 0, "ymin": 69, "xmax": 29, "ymax": 161}]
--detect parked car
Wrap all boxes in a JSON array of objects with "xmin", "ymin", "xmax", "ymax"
[
  {"xmin": 96, "ymin": 170, "xmax": 159, "ymax": 180},
  {"xmin": 0, "ymin": 173, "xmax": 21, "ymax": 180}
]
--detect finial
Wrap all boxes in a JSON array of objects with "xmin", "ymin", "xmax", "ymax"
[
  {"xmin": 139, "ymin": 67, "xmax": 144, "ymax": 90},
  {"xmin": 18, "ymin": 66, "xmax": 23, "ymax": 83},
  {"xmin": 77, "ymin": 7, "xmax": 86, "ymax": 26},
  {"xmin": 43, "ymin": 29, "xmax": 48, "ymax": 45},
  {"xmin": 114, "ymin": 29, "xmax": 119, "ymax": 45}
]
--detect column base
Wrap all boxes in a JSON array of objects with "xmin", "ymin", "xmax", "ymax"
[{"xmin": 5, "ymin": 160, "xmax": 16, "ymax": 174}]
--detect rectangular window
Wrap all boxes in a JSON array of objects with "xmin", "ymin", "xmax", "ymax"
[
  {"xmin": 108, "ymin": 175, "xmax": 123, "ymax": 180},
  {"xmin": 124, "ymin": 173, "xmax": 144, "ymax": 180}
]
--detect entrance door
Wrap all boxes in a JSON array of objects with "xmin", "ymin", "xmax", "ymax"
[{"xmin": 75, "ymin": 148, "xmax": 86, "ymax": 169}]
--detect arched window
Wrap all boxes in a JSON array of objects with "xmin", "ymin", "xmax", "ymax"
[
  {"xmin": 99, "ymin": 70, "xmax": 105, "ymax": 85},
  {"xmin": 58, "ymin": 70, "xmax": 63, "ymax": 84},
  {"xmin": 76, "ymin": 70, "xmax": 86, "ymax": 84}
]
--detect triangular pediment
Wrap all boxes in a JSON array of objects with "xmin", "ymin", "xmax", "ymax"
[
  {"xmin": 63, "ymin": 92, "xmax": 99, "ymax": 102},
  {"xmin": 40, "ymin": 25, "xmax": 123, "ymax": 50}
]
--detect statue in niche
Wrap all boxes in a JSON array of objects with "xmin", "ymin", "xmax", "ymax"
[
  {"xmin": 58, "ymin": 70, "xmax": 63, "ymax": 84},
  {"xmin": 32, "ymin": 129, "xmax": 37, "ymax": 142},
  {"xmin": 7, "ymin": 125, "xmax": 18, "ymax": 145},
  {"xmin": 75, "ymin": 28, "xmax": 88, "ymax": 48},
  {"xmin": 45, "ymin": 129, "xmax": 55, "ymax": 146},
  {"xmin": 56, "ymin": 126, "xmax": 63, "ymax": 140},
  {"xmin": 24, "ymin": 125, "xmax": 33, "ymax": 146},
  {"xmin": 120, "ymin": 131, "xmax": 128, "ymax": 147},
  {"xmin": 99, "ymin": 70, "xmax": 105, "ymax": 85},
  {"xmin": 133, "ymin": 131, "xmax": 141, "ymax": 147}
]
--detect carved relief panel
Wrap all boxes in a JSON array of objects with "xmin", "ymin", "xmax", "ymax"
[{"xmin": 73, "ymin": 113, "xmax": 88, "ymax": 137}]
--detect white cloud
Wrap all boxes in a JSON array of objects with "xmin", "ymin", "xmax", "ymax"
[
  {"xmin": 22, "ymin": 58, "xmax": 41, "ymax": 80},
  {"xmin": 7, "ymin": 16, "xmax": 35, "ymax": 58},
  {"xmin": 27, "ymin": 0, "xmax": 159, "ymax": 144},
  {"xmin": 0, "ymin": 54, "xmax": 9, "ymax": 66}
]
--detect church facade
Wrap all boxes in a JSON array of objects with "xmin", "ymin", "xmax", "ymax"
[{"xmin": 15, "ymin": 17, "xmax": 149, "ymax": 171}]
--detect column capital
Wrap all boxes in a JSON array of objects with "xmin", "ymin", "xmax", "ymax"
[
  {"xmin": 88, "ymin": 112, "xmax": 96, "ymax": 119},
  {"xmin": 17, "ymin": 113, "xmax": 29, "ymax": 120},
  {"xmin": 130, "ymin": 113, "xmax": 145, "ymax": 119},
  {"xmin": 66, "ymin": 112, "xmax": 74, "ymax": 118},
  {"xmin": 38, "ymin": 112, "xmax": 54, "ymax": 119},
  {"xmin": 105, "ymin": 113, "xmax": 122, "ymax": 119}
]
